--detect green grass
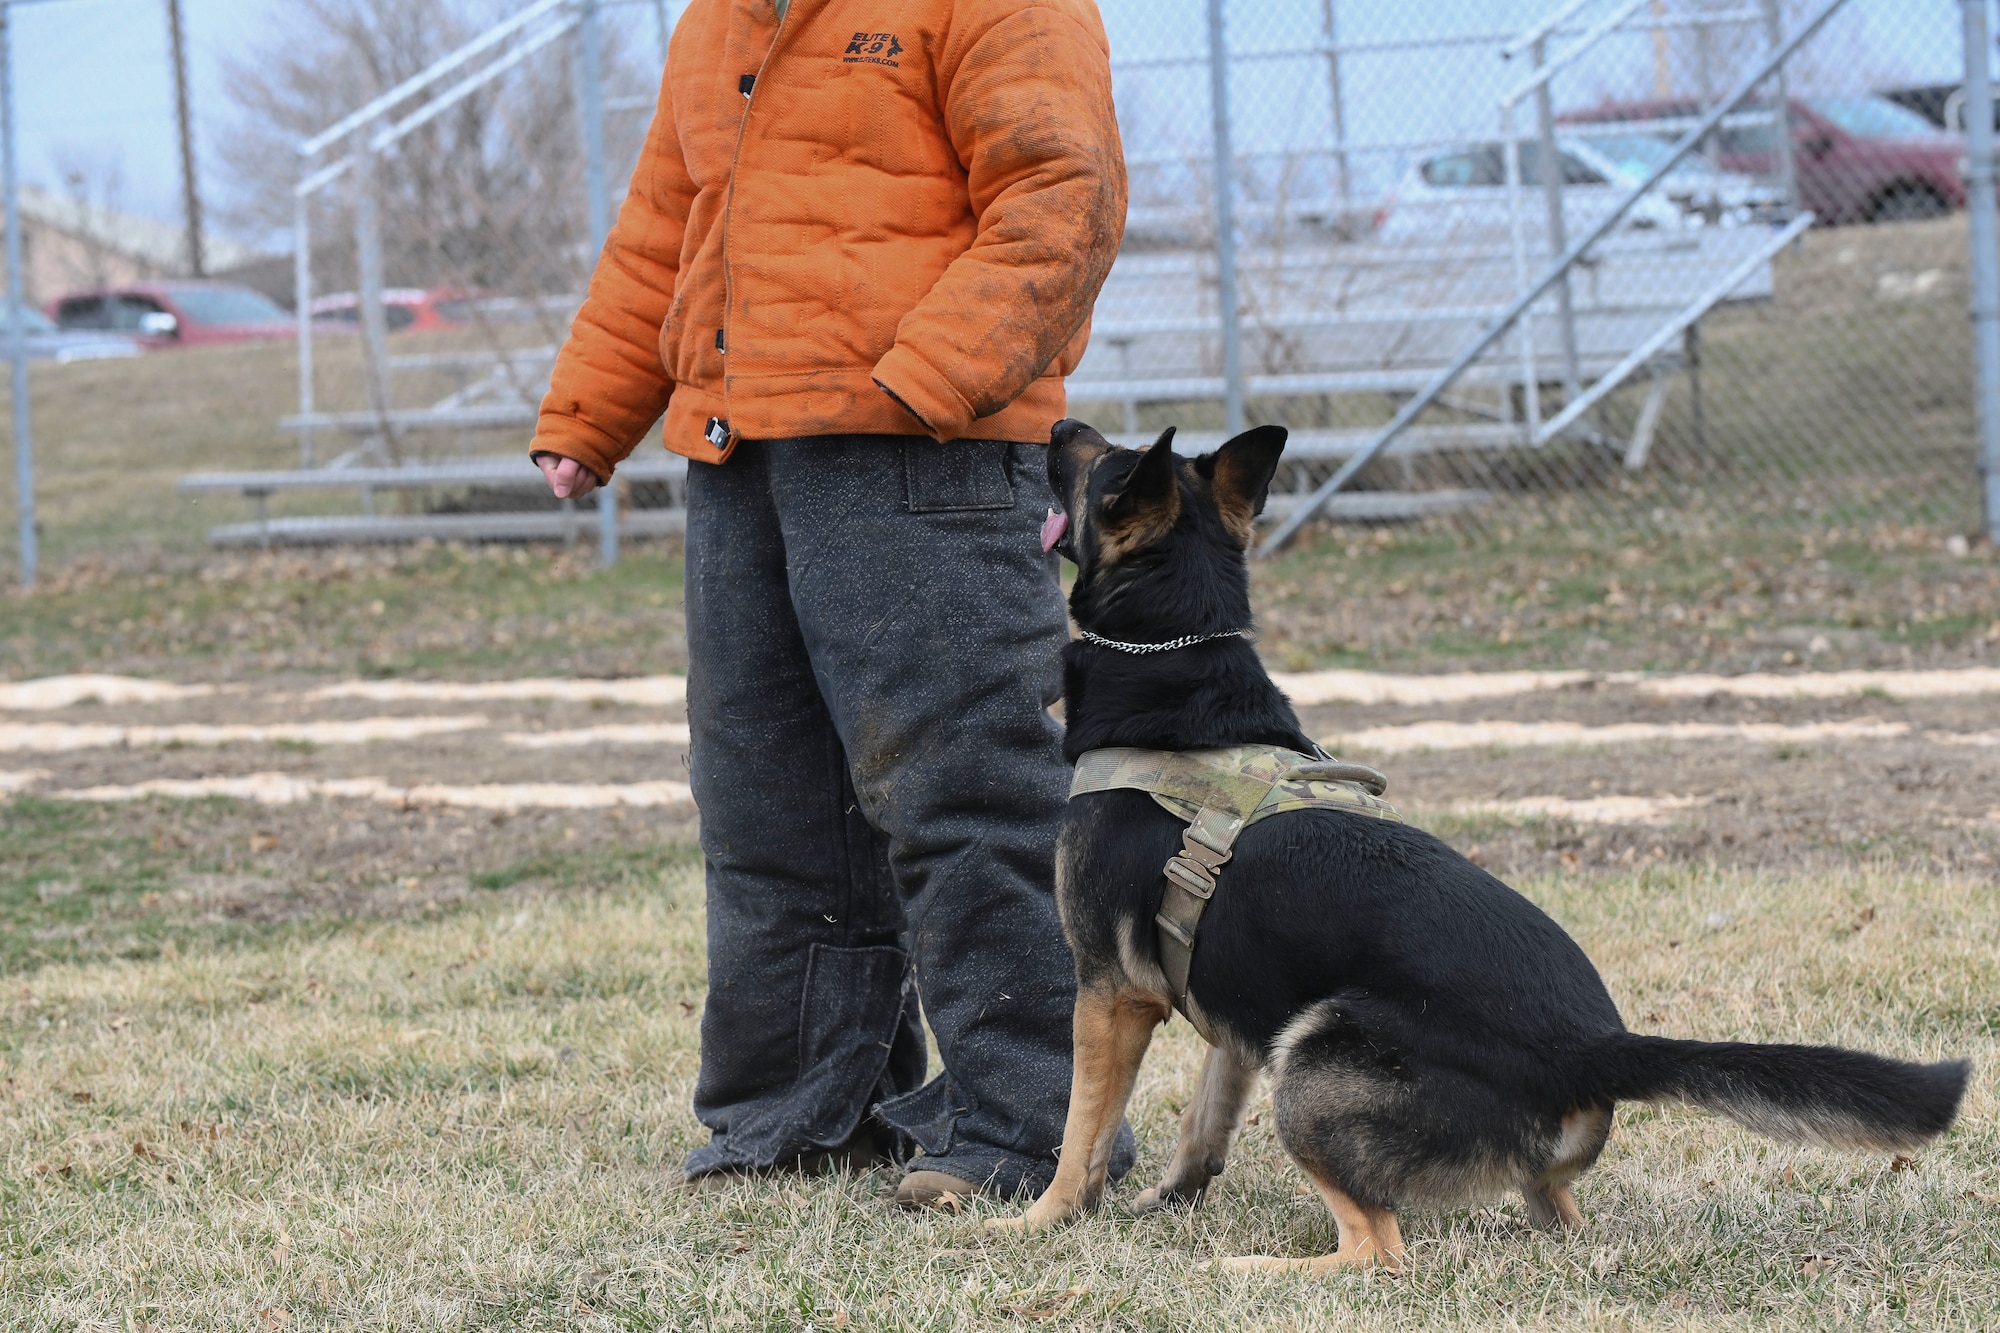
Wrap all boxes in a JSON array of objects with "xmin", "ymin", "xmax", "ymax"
[
  {"xmin": 0, "ymin": 542, "xmax": 688, "ymax": 681},
  {"xmin": 0, "ymin": 796, "xmax": 250, "ymax": 978},
  {"xmin": 0, "ymin": 795, "xmax": 700, "ymax": 981},
  {"xmin": 0, "ymin": 210, "xmax": 1992, "ymax": 1327},
  {"xmin": 467, "ymin": 844, "xmax": 699, "ymax": 895},
  {"xmin": 1, "ymin": 852, "xmax": 1993, "ymax": 1328}
]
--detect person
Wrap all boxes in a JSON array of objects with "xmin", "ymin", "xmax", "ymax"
[{"xmin": 528, "ymin": 0, "xmax": 1132, "ymax": 1207}]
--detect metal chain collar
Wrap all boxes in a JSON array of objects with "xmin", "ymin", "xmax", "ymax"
[{"xmin": 1076, "ymin": 628, "xmax": 1252, "ymax": 654}]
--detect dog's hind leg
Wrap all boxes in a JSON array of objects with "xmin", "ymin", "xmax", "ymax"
[
  {"xmin": 1522, "ymin": 1184, "xmax": 1583, "ymax": 1232},
  {"xmin": 1224, "ymin": 1001, "xmax": 1415, "ymax": 1273},
  {"xmin": 1221, "ymin": 1167, "xmax": 1405, "ymax": 1275},
  {"xmin": 992, "ymin": 985, "xmax": 1167, "ymax": 1232},
  {"xmin": 1133, "ymin": 1044, "xmax": 1258, "ymax": 1214},
  {"xmin": 1522, "ymin": 1104, "xmax": 1606, "ymax": 1231}
]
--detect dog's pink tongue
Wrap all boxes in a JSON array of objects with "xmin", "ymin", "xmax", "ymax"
[{"xmin": 1040, "ymin": 507, "xmax": 1068, "ymax": 553}]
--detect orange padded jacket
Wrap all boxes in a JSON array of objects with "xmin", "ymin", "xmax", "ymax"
[{"xmin": 531, "ymin": 0, "xmax": 1127, "ymax": 476}]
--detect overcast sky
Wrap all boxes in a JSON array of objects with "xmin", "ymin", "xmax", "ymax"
[{"xmin": 8, "ymin": 0, "xmax": 1971, "ymax": 250}]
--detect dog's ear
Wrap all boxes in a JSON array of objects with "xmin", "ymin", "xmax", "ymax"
[
  {"xmin": 1094, "ymin": 427, "xmax": 1181, "ymax": 560},
  {"xmin": 1197, "ymin": 425, "xmax": 1287, "ymax": 543},
  {"xmin": 1104, "ymin": 427, "xmax": 1178, "ymax": 518}
]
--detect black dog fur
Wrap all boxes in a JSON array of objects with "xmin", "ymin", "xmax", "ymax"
[{"xmin": 997, "ymin": 419, "xmax": 1970, "ymax": 1270}]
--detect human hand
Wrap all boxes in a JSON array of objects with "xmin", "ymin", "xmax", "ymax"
[{"xmin": 534, "ymin": 452, "xmax": 601, "ymax": 500}]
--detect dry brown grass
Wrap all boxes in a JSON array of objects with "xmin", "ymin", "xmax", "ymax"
[
  {"xmin": 0, "ymin": 329, "xmax": 540, "ymax": 569},
  {"xmin": 2, "ymin": 856, "xmax": 1994, "ymax": 1329},
  {"xmin": 3, "ymin": 339, "xmax": 339, "ymax": 562}
]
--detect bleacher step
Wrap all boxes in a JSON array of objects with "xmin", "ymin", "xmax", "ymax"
[{"xmin": 208, "ymin": 510, "xmax": 687, "ymax": 548}]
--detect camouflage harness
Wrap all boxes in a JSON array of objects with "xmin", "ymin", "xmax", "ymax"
[{"xmin": 1069, "ymin": 745, "xmax": 1401, "ymax": 1042}]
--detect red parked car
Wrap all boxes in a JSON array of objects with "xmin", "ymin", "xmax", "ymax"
[
  {"xmin": 48, "ymin": 280, "xmax": 295, "ymax": 348},
  {"xmin": 1560, "ymin": 95, "xmax": 1966, "ymax": 226},
  {"xmin": 309, "ymin": 287, "xmax": 474, "ymax": 334}
]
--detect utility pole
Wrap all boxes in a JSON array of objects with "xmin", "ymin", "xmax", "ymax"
[{"xmin": 165, "ymin": 0, "xmax": 204, "ymax": 276}]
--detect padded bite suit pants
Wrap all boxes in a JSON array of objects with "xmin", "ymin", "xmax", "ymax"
[{"xmin": 681, "ymin": 434, "xmax": 1132, "ymax": 1196}]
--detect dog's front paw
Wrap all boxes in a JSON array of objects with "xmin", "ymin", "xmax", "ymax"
[
  {"xmin": 982, "ymin": 1215, "xmax": 1028, "ymax": 1232},
  {"xmin": 1006, "ymin": 1196, "xmax": 1078, "ymax": 1232},
  {"xmin": 1131, "ymin": 1183, "xmax": 1200, "ymax": 1215}
]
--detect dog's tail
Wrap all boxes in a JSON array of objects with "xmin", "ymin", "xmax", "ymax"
[{"xmin": 1595, "ymin": 1033, "xmax": 1969, "ymax": 1153}]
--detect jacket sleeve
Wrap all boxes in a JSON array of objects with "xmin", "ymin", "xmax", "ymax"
[
  {"xmin": 870, "ymin": 2, "xmax": 1127, "ymax": 443},
  {"xmin": 531, "ymin": 69, "xmax": 696, "ymax": 481}
]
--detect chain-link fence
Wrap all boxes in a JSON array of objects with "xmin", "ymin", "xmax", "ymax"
[
  {"xmin": 10, "ymin": 0, "xmax": 1991, "ymax": 566},
  {"xmin": 242, "ymin": 0, "xmax": 676, "ymax": 552},
  {"xmin": 1084, "ymin": 0, "xmax": 1990, "ymax": 549}
]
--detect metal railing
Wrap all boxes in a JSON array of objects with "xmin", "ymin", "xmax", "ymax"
[
  {"xmin": 1258, "ymin": 0, "xmax": 1857, "ymax": 555},
  {"xmin": 103, "ymin": 0, "xmax": 1987, "ymax": 570},
  {"xmin": 283, "ymin": 0, "xmax": 664, "ymax": 566}
]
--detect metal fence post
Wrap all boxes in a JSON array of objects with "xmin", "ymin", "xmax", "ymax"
[
  {"xmin": 1205, "ymin": 0, "xmax": 1244, "ymax": 437},
  {"xmin": 1964, "ymin": 0, "xmax": 2000, "ymax": 545},
  {"xmin": 293, "ymin": 190, "xmax": 316, "ymax": 467},
  {"xmin": 1, "ymin": 1, "xmax": 33, "ymax": 586},
  {"xmin": 1501, "ymin": 100, "xmax": 1543, "ymax": 439},
  {"xmin": 354, "ymin": 123, "xmax": 399, "ymax": 463},
  {"xmin": 1761, "ymin": 0, "xmax": 1799, "ymax": 214},
  {"xmin": 576, "ymin": 0, "xmax": 618, "ymax": 567},
  {"xmin": 1532, "ymin": 35, "xmax": 1581, "ymax": 399},
  {"xmin": 1319, "ymin": 0, "xmax": 1350, "ymax": 220}
]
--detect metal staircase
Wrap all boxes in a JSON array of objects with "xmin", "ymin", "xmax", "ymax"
[{"xmin": 1258, "ymin": 0, "xmax": 1852, "ymax": 552}]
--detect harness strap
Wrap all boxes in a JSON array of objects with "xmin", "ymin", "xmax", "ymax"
[
  {"xmin": 1070, "ymin": 745, "xmax": 1399, "ymax": 1044},
  {"xmin": 1154, "ymin": 806, "xmax": 1243, "ymax": 1017}
]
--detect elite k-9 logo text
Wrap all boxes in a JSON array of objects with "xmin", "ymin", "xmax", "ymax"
[{"xmin": 844, "ymin": 32, "xmax": 904, "ymax": 66}]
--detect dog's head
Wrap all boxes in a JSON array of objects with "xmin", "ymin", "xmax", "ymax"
[{"xmin": 1042, "ymin": 418, "xmax": 1288, "ymax": 587}]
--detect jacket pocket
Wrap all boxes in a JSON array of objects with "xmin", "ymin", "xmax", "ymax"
[{"xmin": 903, "ymin": 439, "xmax": 1015, "ymax": 513}]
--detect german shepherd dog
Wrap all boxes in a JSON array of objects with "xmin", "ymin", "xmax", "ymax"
[{"xmin": 990, "ymin": 419, "xmax": 1969, "ymax": 1273}]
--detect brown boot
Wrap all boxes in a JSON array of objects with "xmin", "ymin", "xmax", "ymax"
[{"xmin": 894, "ymin": 1169, "xmax": 981, "ymax": 1212}]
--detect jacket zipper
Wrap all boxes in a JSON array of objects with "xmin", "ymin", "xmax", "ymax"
[{"xmin": 716, "ymin": 0, "xmax": 792, "ymax": 446}]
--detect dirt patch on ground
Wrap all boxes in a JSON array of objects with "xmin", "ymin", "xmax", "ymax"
[
  {"xmin": 5, "ymin": 784, "xmax": 696, "ymax": 940},
  {"xmin": 1304, "ymin": 688, "xmax": 2000, "ymax": 880},
  {"xmin": 1378, "ymin": 742, "xmax": 1998, "ymax": 882},
  {"xmin": 5, "ymin": 669, "xmax": 1994, "ymax": 952}
]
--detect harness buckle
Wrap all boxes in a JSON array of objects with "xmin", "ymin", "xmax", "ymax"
[
  {"xmin": 1181, "ymin": 829, "xmax": 1232, "ymax": 864},
  {"xmin": 1162, "ymin": 829, "xmax": 1230, "ymax": 899},
  {"xmin": 1163, "ymin": 855, "xmax": 1216, "ymax": 898}
]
